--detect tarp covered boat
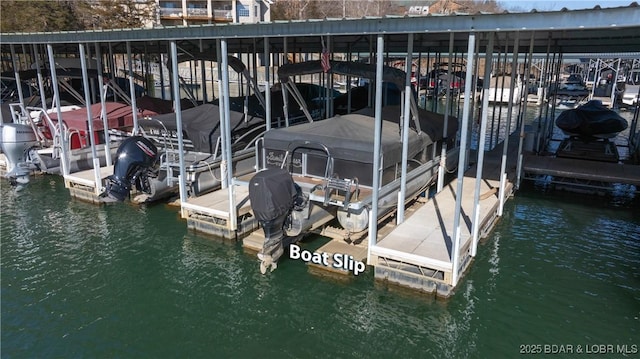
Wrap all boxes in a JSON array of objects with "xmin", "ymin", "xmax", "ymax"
[
  {"xmin": 139, "ymin": 103, "xmax": 264, "ymax": 154},
  {"xmin": 555, "ymin": 100, "xmax": 628, "ymax": 139}
]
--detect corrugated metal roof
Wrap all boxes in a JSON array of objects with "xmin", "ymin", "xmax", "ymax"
[{"xmin": 1, "ymin": 4, "xmax": 639, "ymax": 57}]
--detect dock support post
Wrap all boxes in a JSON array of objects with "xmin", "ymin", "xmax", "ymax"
[
  {"xmin": 9, "ymin": 45, "xmax": 25, "ymax": 107},
  {"xmin": 282, "ymin": 37, "xmax": 290, "ymax": 126},
  {"xmin": 398, "ymin": 33, "xmax": 414, "ymax": 224},
  {"xmin": 126, "ymin": 42, "xmax": 139, "ymax": 134},
  {"xmin": 498, "ymin": 32, "xmax": 520, "ymax": 217},
  {"xmin": 32, "ymin": 45, "xmax": 48, "ymax": 113},
  {"xmin": 221, "ymin": 39, "xmax": 238, "ymax": 231},
  {"xmin": 611, "ymin": 59, "xmax": 621, "ymax": 108},
  {"xmin": 367, "ymin": 34, "xmax": 385, "ymax": 264},
  {"xmin": 94, "ymin": 43, "xmax": 112, "ymax": 168},
  {"xmin": 79, "ymin": 43, "xmax": 102, "ymax": 195},
  {"xmin": 471, "ymin": 33, "xmax": 494, "ymax": 257},
  {"xmin": 47, "ymin": 44, "xmax": 70, "ymax": 177},
  {"xmin": 437, "ymin": 33, "xmax": 455, "ymax": 193},
  {"xmin": 451, "ymin": 32, "xmax": 477, "ymax": 286},
  {"xmin": 170, "ymin": 41, "xmax": 188, "ymax": 205},
  {"xmin": 215, "ymin": 39, "xmax": 228, "ymax": 189},
  {"xmin": 516, "ymin": 33, "xmax": 536, "ymax": 189},
  {"xmin": 264, "ymin": 38, "xmax": 272, "ymax": 131}
]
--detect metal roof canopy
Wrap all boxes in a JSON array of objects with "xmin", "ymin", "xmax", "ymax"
[{"xmin": 1, "ymin": 4, "xmax": 639, "ymax": 57}]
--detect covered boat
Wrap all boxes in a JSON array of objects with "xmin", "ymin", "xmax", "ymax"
[
  {"xmin": 139, "ymin": 103, "xmax": 263, "ymax": 154},
  {"xmin": 555, "ymin": 100, "xmax": 628, "ymax": 139},
  {"xmin": 248, "ymin": 60, "xmax": 459, "ymax": 273},
  {"xmin": 102, "ymin": 103, "xmax": 266, "ymax": 202},
  {"xmin": 101, "ymin": 56, "xmax": 330, "ymax": 202},
  {"xmin": 46, "ymin": 101, "xmax": 156, "ymax": 149}
]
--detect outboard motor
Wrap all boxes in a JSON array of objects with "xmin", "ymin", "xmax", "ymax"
[
  {"xmin": 102, "ymin": 136, "xmax": 159, "ymax": 202},
  {"xmin": 249, "ymin": 168, "xmax": 299, "ymax": 274},
  {"xmin": 0, "ymin": 123, "xmax": 40, "ymax": 185}
]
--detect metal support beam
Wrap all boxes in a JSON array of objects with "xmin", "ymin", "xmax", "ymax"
[
  {"xmin": 9, "ymin": 45, "xmax": 25, "ymax": 108},
  {"xmin": 451, "ymin": 32, "xmax": 477, "ymax": 287},
  {"xmin": 367, "ymin": 34, "xmax": 385, "ymax": 264},
  {"xmin": 221, "ymin": 39, "xmax": 238, "ymax": 231},
  {"xmin": 470, "ymin": 33, "xmax": 495, "ymax": 257},
  {"xmin": 126, "ymin": 42, "xmax": 139, "ymax": 134},
  {"xmin": 32, "ymin": 45, "xmax": 47, "ymax": 113},
  {"xmin": 516, "ymin": 33, "xmax": 537, "ymax": 189},
  {"xmin": 264, "ymin": 38, "xmax": 272, "ymax": 131},
  {"xmin": 437, "ymin": 32, "xmax": 455, "ymax": 193},
  {"xmin": 170, "ymin": 41, "xmax": 188, "ymax": 206},
  {"xmin": 46, "ymin": 44, "xmax": 69, "ymax": 176},
  {"xmin": 398, "ymin": 32, "xmax": 414, "ymax": 224},
  {"xmin": 94, "ymin": 43, "xmax": 112, "ymax": 167},
  {"xmin": 498, "ymin": 32, "xmax": 520, "ymax": 217},
  {"xmin": 216, "ymin": 39, "xmax": 228, "ymax": 189},
  {"xmin": 79, "ymin": 43, "xmax": 102, "ymax": 194}
]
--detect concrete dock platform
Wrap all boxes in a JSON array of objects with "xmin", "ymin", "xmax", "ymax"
[
  {"xmin": 64, "ymin": 165, "xmax": 113, "ymax": 204},
  {"xmin": 182, "ymin": 183, "xmax": 258, "ymax": 240},
  {"xmin": 370, "ymin": 137, "xmax": 519, "ymax": 297}
]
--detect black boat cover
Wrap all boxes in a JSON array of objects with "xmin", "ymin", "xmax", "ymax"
[
  {"xmin": 278, "ymin": 60, "xmax": 407, "ymax": 91},
  {"xmin": 555, "ymin": 100, "xmax": 628, "ymax": 138},
  {"xmin": 263, "ymin": 105, "xmax": 458, "ymax": 166},
  {"xmin": 249, "ymin": 168, "xmax": 296, "ymax": 222},
  {"xmin": 140, "ymin": 104, "xmax": 261, "ymax": 153}
]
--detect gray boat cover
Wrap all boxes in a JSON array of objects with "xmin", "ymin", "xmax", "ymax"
[
  {"xmin": 278, "ymin": 60, "xmax": 407, "ymax": 91},
  {"xmin": 263, "ymin": 105, "xmax": 458, "ymax": 166},
  {"xmin": 140, "ymin": 104, "xmax": 261, "ymax": 153}
]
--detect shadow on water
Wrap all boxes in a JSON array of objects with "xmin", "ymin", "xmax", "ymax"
[{"xmin": 520, "ymin": 177, "xmax": 640, "ymax": 210}]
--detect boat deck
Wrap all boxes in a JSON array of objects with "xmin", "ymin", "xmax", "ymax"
[{"xmin": 64, "ymin": 165, "xmax": 113, "ymax": 204}]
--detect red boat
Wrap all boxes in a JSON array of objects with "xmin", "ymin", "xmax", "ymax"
[{"xmin": 43, "ymin": 102, "xmax": 157, "ymax": 149}]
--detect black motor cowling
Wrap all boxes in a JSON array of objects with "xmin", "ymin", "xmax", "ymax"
[
  {"xmin": 249, "ymin": 168, "xmax": 299, "ymax": 273},
  {"xmin": 249, "ymin": 168, "xmax": 297, "ymax": 237},
  {"xmin": 102, "ymin": 136, "xmax": 159, "ymax": 202}
]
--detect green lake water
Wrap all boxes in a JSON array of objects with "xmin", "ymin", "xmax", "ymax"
[{"xmin": 1, "ymin": 174, "xmax": 638, "ymax": 358}]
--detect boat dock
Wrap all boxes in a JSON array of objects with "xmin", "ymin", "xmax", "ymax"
[
  {"xmin": 523, "ymin": 153, "xmax": 640, "ymax": 190},
  {"xmin": 63, "ymin": 166, "xmax": 113, "ymax": 204},
  {"xmin": 2, "ymin": 3, "xmax": 639, "ymax": 299},
  {"xmin": 369, "ymin": 137, "xmax": 518, "ymax": 297},
  {"xmin": 181, "ymin": 175, "xmax": 258, "ymax": 240}
]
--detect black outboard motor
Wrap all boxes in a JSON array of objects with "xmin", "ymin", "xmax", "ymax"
[
  {"xmin": 102, "ymin": 136, "xmax": 159, "ymax": 202},
  {"xmin": 249, "ymin": 168, "xmax": 298, "ymax": 274}
]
